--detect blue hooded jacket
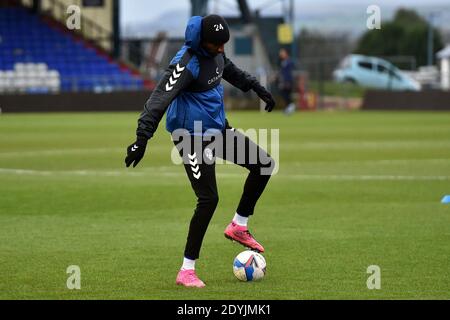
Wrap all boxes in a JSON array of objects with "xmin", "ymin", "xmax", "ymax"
[
  {"xmin": 136, "ymin": 16, "xmax": 260, "ymax": 140},
  {"xmin": 165, "ymin": 16, "xmax": 226, "ymax": 135}
]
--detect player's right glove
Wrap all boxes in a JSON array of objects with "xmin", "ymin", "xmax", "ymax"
[{"xmin": 125, "ymin": 136, "xmax": 148, "ymax": 168}]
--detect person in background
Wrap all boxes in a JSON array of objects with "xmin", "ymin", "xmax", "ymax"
[{"xmin": 277, "ymin": 48, "xmax": 296, "ymax": 115}]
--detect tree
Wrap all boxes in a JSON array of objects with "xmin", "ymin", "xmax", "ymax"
[
  {"xmin": 355, "ymin": 8, "xmax": 443, "ymax": 67},
  {"xmin": 297, "ymin": 28, "xmax": 354, "ymax": 80}
]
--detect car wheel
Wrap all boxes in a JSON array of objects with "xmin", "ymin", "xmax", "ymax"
[{"xmin": 344, "ymin": 78, "xmax": 357, "ymax": 85}]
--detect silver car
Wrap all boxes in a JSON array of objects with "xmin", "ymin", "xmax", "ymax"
[{"xmin": 333, "ymin": 54, "xmax": 421, "ymax": 91}]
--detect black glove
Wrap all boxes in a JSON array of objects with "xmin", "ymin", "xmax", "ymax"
[
  {"xmin": 125, "ymin": 136, "xmax": 148, "ymax": 168},
  {"xmin": 252, "ymin": 83, "xmax": 276, "ymax": 112},
  {"xmin": 225, "ymin": 118, "xmax": 232, "ymax": 129}
]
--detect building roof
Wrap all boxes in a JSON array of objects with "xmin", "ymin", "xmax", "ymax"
[
  {"xmin": 437, "ymin": 45, "xmax": 450, "ymax": 59},
  {"xmin": 224, "ymin": 16, "xmax": 285, "ymax": 66}
]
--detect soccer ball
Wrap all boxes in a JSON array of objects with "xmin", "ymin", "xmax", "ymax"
[{"xmin": 233, "ymin": 250, "xmax": 266, "ymax": 282}]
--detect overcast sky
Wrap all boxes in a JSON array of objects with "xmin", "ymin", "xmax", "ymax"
[
  {"xmin": 120, "ymin": 0, "xmax": 450, "ymax": 26},
  {"xmin": 119, "ymin": 0, "xmax": 450, "ymax": 38}
]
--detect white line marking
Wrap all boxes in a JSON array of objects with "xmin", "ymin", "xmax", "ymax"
[
  {"xmin": 284, "ymin": 141, "xmax": 450, "ymax": 149},
  {"xmin": 293, "ymin": 159, "xmax": 450, "ymax": 166},
  {"xmin": 0, "ymin": 168, "xmax": 449, "ymax": 181},
  {"xmin": 285, "ymin": 174, "xmax": 450, "ymax": 181},
  {"xmin": 0, "ymin": 148, "xmax": 123, "ymax": 157}
]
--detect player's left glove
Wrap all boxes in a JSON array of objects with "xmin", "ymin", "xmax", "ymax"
[
  {"xmin": 125, "ymin": 136, "xmax": 148, "ymax": 168},
  {"xmin": 225, "ymin": 118, "xmax": 232, "ymax": 129},
  {"xmin": 252, "ymin": 83, "xmax": 276, "ymax": 112}
]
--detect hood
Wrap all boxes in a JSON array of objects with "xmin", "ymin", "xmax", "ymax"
[
  {"xmin": 184, "ymin": 15, "xmax": 212, "ymax": 57},
  {"xmin": 185, "ymin": 16, "xmax": 203, "ymax": 52}
]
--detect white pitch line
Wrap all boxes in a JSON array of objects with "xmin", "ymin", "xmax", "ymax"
[
  {"xmin": 0, "ymin": 168, "xmax": 449, "ymax": 181},
  {"xmin": 285, "ymin": 174, "xmax": 450, "ymax": 181},
  {"xmin": 0, "ymin": 145, "xmax": 182, "ymax": 157},
  {"xmin": 293, "ymin": 159, "xmax": 450, "ymax": 166},
  {"xmin": 0, "ymin": 148, "xmax": 124, "ymax": 157},
  {"xmin": 0, "ymin": 168, "xmax": 181, "ymax": 177},
  {"xmin": 2, "ymin": 140, "xmax": 450, "ymax": 157},
  {"xmin": 283, "ymin": 141, "xmax": 450, "ymax": 149}
]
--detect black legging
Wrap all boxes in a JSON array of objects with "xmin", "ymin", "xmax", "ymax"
[
  {"xmin": 173, "ymin": 128, "xmax": 275, "ymax": 259},
  {"xmin": 281, "ymin": 88, "xmax": 293, "ymax": 106}
]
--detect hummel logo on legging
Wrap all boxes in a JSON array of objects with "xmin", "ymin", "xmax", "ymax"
[{"xmin": 188, "ymin": 153, "xmax": 201, "ymax": 179}]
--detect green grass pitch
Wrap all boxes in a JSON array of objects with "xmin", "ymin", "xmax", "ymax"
[{"xmin": 0, "ymin": 110, "xmax": 449, "ymax": 299}]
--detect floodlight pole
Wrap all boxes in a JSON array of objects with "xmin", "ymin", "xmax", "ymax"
[
  {"xmin": 191, "ymin": 0, "xmax": 209, "ymax": 17},
  {"xmin": 32, "ymin": 0, "xmax": 41, "ymax": 13},
  {"xmin": 290, "ymin": 0, "xmax": 296, "ymax": 65},
  {"xmin": 112, "ymin": 0, "xmax": 120, "ymax": 59},
  {"xmin": 427, "ymin": 13, "xmax": 433, "ymax": 66}
]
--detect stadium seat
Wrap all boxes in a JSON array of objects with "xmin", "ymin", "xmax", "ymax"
[{"xmin": 0, "ymin": 6, "xmax": 145, "ymax": 93}]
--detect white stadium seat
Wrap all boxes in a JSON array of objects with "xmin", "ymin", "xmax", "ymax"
[
  {"xmin": 36, "ymin": 63, "xmax": 48, "ymax": 72},
  {"xmin": 2, "ymin": 63, "xmax": 60, "ymax": 93},
  {"xmin": 14, "ymin": 63, "xmax": 26, "ymax": 72}
]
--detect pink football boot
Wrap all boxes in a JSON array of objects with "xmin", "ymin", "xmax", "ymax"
[
  {"xmin": 224, "ymin": 222, "xmax": 265, "ymax": 253},
  {"xmin": 176, "ymin": 269, "xmax": 206, "ymax": 288}
]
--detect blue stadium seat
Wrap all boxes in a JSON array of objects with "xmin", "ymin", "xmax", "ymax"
[{"xmin": 0, "ymin": 6, "xmax": 145, "ymax": 92}]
